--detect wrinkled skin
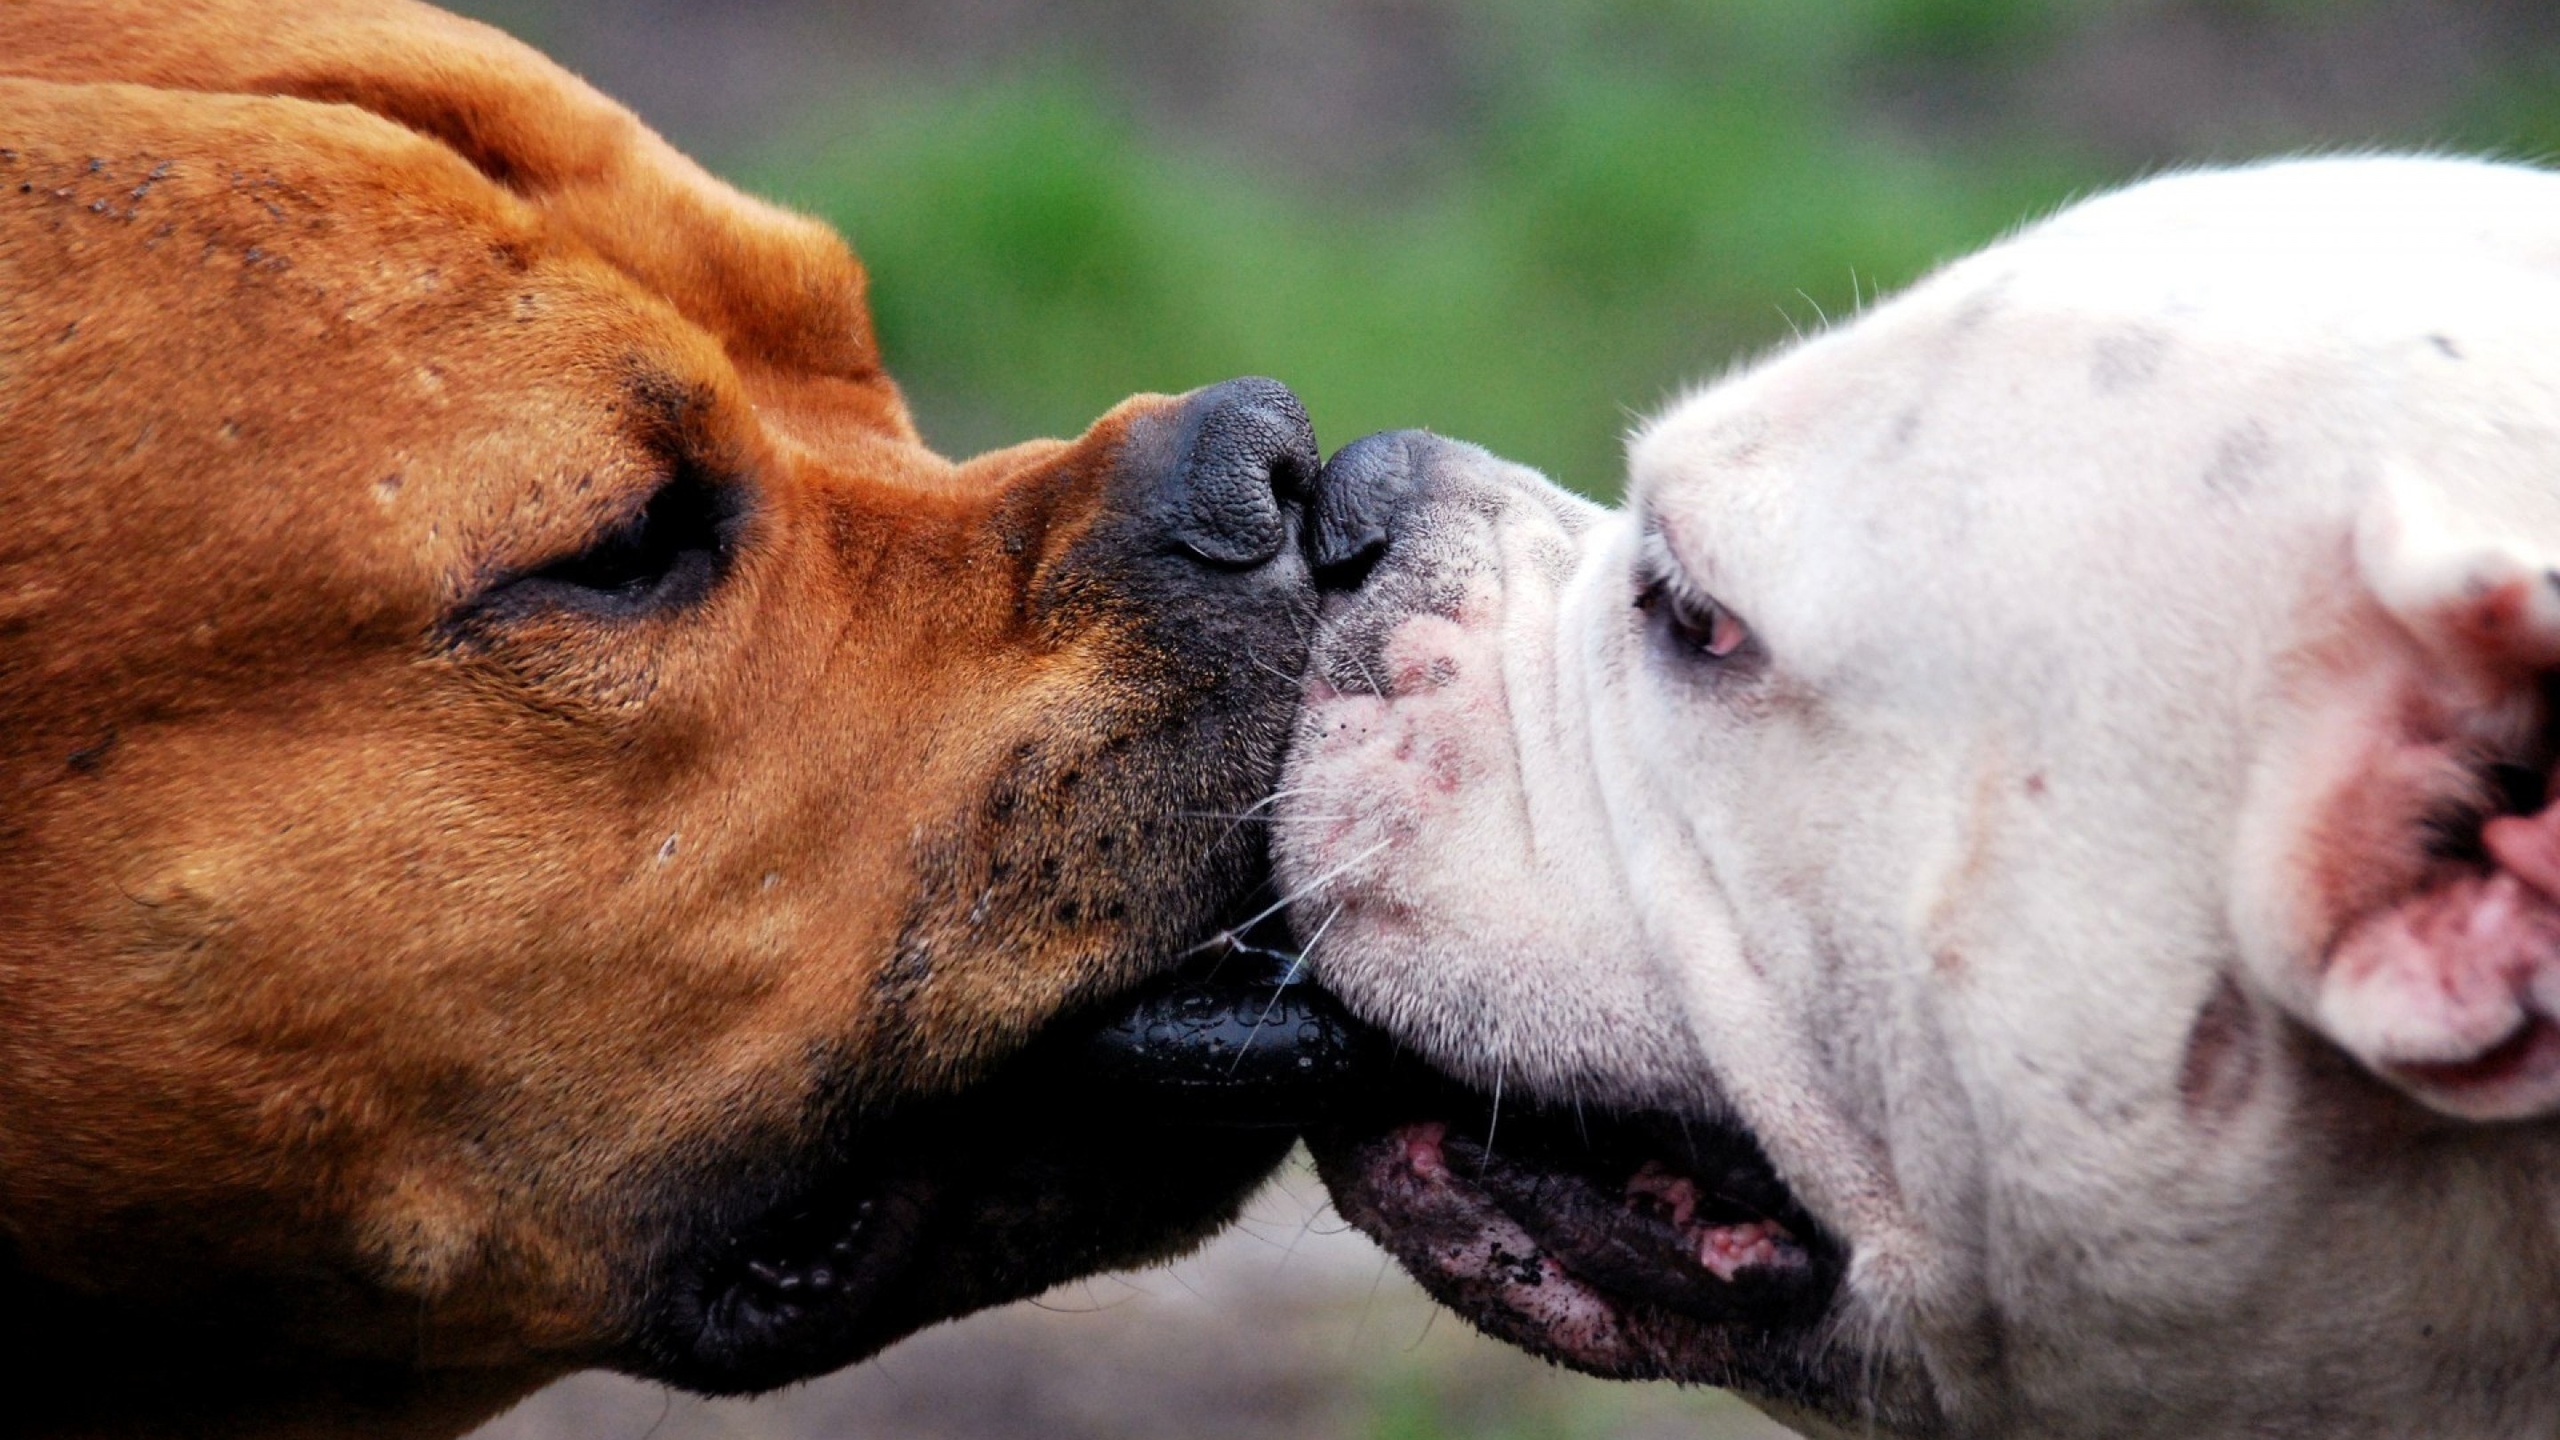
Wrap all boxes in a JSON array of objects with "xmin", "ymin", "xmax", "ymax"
[
  {"xmin": 1285, "ymin": 158, "xmax": 2560, "ymax": 1438},
  {"xmin": 0, "ymin": 4, "xmax": 1319, "ymax": 1435}
]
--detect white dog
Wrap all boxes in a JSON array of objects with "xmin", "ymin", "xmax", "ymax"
[{"xmin": 1284, "ymin": 156, "xmax": 2560, "ymax": 1438}]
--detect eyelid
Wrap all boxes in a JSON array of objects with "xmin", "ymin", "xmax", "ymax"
[{"xmin": 1635, "ymin": 524, "xmax": 1754, "ymax": 664}]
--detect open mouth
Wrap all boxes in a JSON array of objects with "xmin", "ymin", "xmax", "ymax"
[
  {"xmin": 1307, "ymin": 1076, "xmax": 1848, "ymax": 1405},
  {"xmin": 627, "ymin": 918, "xmax": 1370, "ymax": 1395}
]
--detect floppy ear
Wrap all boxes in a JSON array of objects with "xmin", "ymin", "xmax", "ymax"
[
  {"xmin": 2306, "ymin": 478, "xmax": 2560, "ymax": 1120},
  {"xmin": 8, "ymin": 0, "xmax": 907, "ymax": 428}
]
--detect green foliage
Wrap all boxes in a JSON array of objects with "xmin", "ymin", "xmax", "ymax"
[
  {"xmin": 749, "ymin": 69, "xmax": 2072, "ymax": 499},
  {"xmin": 736, "ymin": 1, "xmax": 2560, "ymax": 501}
]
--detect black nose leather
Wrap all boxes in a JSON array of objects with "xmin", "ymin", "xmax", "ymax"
[
  {"xmin": 1157, "ymin": 377, "xmax": 1316, "ymax": 568},
  {"xmin": 1306, "ymin": 428, "xmax": 1430, "ymax": 586}
]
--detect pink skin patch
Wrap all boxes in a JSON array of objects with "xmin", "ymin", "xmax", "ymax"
[
  {"xmin": 1698, "ymin": 1220, "xmax": 1796, "ymax": 1282},
  {"xmin": 1379, "ymin": 1123, "xmax": 1637, "ymax": 1370},
  {"xmin": 1400, "ymin": 1121, "xmax": 1452, "ymax": 1181},
  {"xmin": 1627, "ymin": 1161, "xmax": 1805, "ymax": 1281},
  {"xmin": 2321, "ymin": 816, "xmax": 2560, "ymax": 1120}
]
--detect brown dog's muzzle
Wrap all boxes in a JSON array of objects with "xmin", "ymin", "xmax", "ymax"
[{"xmin": 613, "ymin": 377, "xmax": 1336, "ymax": 1394}]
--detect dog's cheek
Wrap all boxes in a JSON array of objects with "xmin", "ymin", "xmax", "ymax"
[{"xmin": 856, "ymin": 649, "xmax": 1289, "ymax": 1095}]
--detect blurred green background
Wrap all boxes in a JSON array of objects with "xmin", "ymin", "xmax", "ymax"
[
  {"xmin": 448, "ymin": 0, "xmax": 2560, "ymax": 501},
  {"xmin": 449, "ymin": 2, "xmax": 2560, "ymax": 1437}
]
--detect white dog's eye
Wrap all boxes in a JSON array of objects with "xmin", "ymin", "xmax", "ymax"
[{"xmin": 1638, "ymin": 572, "xmax": 1750, "ymax": 661}]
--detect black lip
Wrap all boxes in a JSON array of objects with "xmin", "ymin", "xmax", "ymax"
[
  {"xmin": 1407, "ymin": 1109, "xmax": 1834, "ymax": 1326},
  {"xmin": 623, "ymin": 917, "xmax": 1381, "ymax": 1395},
  {"xmin": 1304, "ymin": 1065, "xmax": 1850, "ymax": 1399}
]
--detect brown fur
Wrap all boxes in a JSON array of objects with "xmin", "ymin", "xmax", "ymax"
[{"xmin": 0, "ymin": 4, "xmax": 1309, "ymax": 1434}]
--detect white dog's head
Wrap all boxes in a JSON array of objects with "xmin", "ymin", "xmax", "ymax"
[{"xmin": 1287, "ymin": 157, "xmax": 2560, "ymax": 1438}]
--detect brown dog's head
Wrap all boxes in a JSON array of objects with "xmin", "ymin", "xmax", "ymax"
[{"xmin": 0, "ymin": 0, "xmax": 1323, "ymax": 1425}]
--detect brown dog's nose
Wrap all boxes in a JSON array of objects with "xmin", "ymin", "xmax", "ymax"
[{"xmin": 1147, "ymin": 377, "xmax": 1318, "ymax": 569}]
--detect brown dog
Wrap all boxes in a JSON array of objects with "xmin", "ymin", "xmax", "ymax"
[{"xmin": 0, "ymin": 3, "xmax": 1329, "ymax": 1434}]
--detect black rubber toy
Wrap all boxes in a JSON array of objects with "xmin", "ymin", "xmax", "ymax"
[{"xmin": 1064, "ymin": 923, "xmax": 1383, "ymax": 1128}]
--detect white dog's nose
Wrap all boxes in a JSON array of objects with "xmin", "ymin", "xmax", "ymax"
[{"xmin": 1306, "ymin": 428, "xmax": 1433, "ymax": 587}]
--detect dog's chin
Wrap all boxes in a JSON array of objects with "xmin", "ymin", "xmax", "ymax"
[
  {"xmin": 631, "ymin": 1084, "xmax": 1292, "ymax": 1395},
  {"xmin": 624, "ymin": 914, "xmax": 1357, "ymax": 1396},
  {"xmin": 1306, "ymin": 1081, "xmax": 1851, "ymax": 1412}
]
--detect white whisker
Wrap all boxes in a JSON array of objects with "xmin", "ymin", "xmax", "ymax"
[
  {"xmin": 1230, "ymin": 902, "xmax": 1346, "ymax": 1075},
  {"xmin": 1291, "ymin": 902, "xmax": 1345, "ymax": 972},
  {"xmin": 1182, "ymin": 839, "xmax": 1388, "ymax": 956}
]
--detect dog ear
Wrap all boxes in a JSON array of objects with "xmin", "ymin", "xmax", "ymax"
[
  {"xmin": 10, "ymin": 0, "xmax": 907, "ymax": 429},
  {"xmin": 2305, "ymin": 478, "xmax": 2560, "ymax": 1120},
  {"xmin": 2357, "ymin": 479, "xmax": 2560, "ymax": 673}
]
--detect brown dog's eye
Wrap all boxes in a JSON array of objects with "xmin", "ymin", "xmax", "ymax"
[
  {"xmin": 1638, "ymin": 572, "xmax": 1750, "ymax": 661},
  {"xmin": 489, "ymin": 470, "xmax": 747, "ymax": 620}
]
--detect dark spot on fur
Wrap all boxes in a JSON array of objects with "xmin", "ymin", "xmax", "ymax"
[
  {"xmin": 66, "ymin": 728, "xmax": 117, "ymax": 775},
  {"xmin": 2203, "ymin": 421, "xmax": 2273, "ymax": 498},
  {"xmin": 2091, "ymin": 327, "xmax": 2169, "ymax": 393},
  {"xmin": 2024, "ymin": 772, "xmax": 2047, "ymax": 797},
  {"xmin": 2178, "ymin": 973, "xmax": 2261, "ymax": 1123},
  {"xmin": 2430, "ymin": 334, "xmax": 2463, "ymax": 360},
  {"xmin": 1879, "ymin": 408, "xmax": 1923, "ymax": 458}
]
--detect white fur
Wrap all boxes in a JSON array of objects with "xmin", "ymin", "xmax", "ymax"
[{"xmin": 1282, "ymin": 157, "xmax": 2560, "ymax": 1437}]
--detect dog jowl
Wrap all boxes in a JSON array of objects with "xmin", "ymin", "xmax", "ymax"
[
  {"xmin": 1, "ymin": 1, "xmax": 1337, "ymax": 1433},
  {"xmin": 1284, "ymin": 158, "xmax": 2560, "ymax": 1439}
]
